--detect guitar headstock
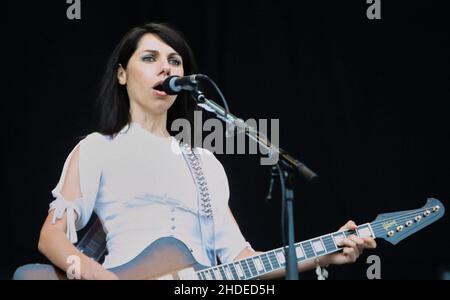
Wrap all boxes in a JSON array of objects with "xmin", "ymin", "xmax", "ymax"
[{"xmin": 370, "ymin": 198, "xmax": 445, "ymax": 245}]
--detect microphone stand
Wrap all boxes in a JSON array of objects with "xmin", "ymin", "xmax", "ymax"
[{"xmin": 191, "ymin": 89, "xmax": 319, "ymax": 280}]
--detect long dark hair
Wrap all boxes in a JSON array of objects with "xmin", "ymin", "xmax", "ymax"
[{"xmin": 96, "ymin": 22, "xmax": 199, "ymax": 139}]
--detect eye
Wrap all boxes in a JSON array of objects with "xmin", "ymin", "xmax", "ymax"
[
  {"xmin": 142, "ymin": 55, "xmax": 156, "ymax": 62},
  {"xmin": 169, "ymin": 58, "xmax": 182, "ymax": 66}
]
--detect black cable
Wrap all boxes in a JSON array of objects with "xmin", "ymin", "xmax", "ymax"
[
  {"xmin": 277, "ymin": 164, "xmax": 288, "ymax": 258},
  {"xmin": 197, "ymin": 75, "xmax": 231, "ymax": 117}
]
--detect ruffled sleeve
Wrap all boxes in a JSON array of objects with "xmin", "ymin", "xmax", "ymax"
[
  {"xmin": 49, "ymin": 133, "xmax": 105, "ymax": 244},
  {"xmin": 49, "ymin": 194, "xmax": 82, "ymax": 243}
]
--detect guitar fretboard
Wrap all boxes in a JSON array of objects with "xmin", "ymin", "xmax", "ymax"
[{"xmin": 196, "ymin": 223, "xmax": 375, "ymax": 280}]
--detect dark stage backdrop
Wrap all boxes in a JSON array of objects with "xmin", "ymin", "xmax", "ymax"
[{"xmin": 3, "ymin": 0, "xmax": 449, "ymax": 279}]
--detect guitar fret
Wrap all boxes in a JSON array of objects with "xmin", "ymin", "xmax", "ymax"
[
  {"xmin": 357, "ymin": 225, "xmax": 373, "ymax": 238},
  {"xmin": 295, "ymin": 245, "xmax": 305, "ymax": 260},
  {"xmin": 198, "ymin": 272, "xmax": 205, "ymax": 280},
  {"xmin": 311, "ymin": 239, "xmax": 326, "ymax": 256},
  {"xmin": 229, "ymin": 263, "xmax": 240, "ymax": 280},
  {"xmin": 260, "ymin": 254, "xmax": 273, "ymax": 272},
  {"xmin": 234, "ymin": 262, "xmax": 245, "ymax": 279},
  {"xmin": 266, "ymin": 253, "xmax": 276, "ymax": 269},
  {"xmin": 204, "ymin": 271, "xmax": 211, "ymax": 280},
  {"xmin": 301, "ymin": 242, "xmax": 315, "ymax": 258},
  {"xmin": 202, "ymin": 271, "xmax": 208, "ymax": 280},
  {"xmin": 276, "ymin": 250, "xmax": 286, "ymax": 265},
  {"xmin": 209, "ymin": 269, "xmax": 216, "ymax": 280},
  {"xmin": 253, "ymin": 256, "xmax": 265, "ymax": 272},
  {"xmin": 268, "ymin": 251, "xmax": 281, "ymax": 269},
  {"xmin": 246, "ymin": 259, "xmax": 259, "ymax": 277},
  {"xmin": 196, "ymin": 272, "xmax": 203, "ymax": 280},
  {"xmin": 240, "ymin": 260, "xmax": 252, "ymax": 278},
  {"xmin": 332, "ymin": 232, "xmax": 345, "ymax": 247},
  {"xmin": 344, "ymin": 230, "xmax": 357, "ymax": 238},
  {"xmin": 218, "ymin": 267, "xmax": 227, "ymax": 280},
  {"xmin": 223, "ymin": 265, "xmax": 234, "ymax": 280},
  {"xmin": 213, "ymin": 268, "xmax": 222, "ymax": 280},
  {"xmin": 322, "ymin": 235, "xmax": 337, "ymax": 252}
]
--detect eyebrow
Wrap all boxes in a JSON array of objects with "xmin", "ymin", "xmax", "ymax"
[{"xmin": 142, "ymin": 49, "xmax": 181, "ymax": 57}]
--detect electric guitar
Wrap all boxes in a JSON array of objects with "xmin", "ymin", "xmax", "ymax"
[{"xmin": 106, "ymin": 198, "xmax": 445, "ymax": 280}]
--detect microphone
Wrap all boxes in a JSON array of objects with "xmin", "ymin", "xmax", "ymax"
[{"xmin": 162, "ymin": 75, "xmax": 204, "ymax": 95}]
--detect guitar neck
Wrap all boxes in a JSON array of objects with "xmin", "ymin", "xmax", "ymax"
[
  {"xmin": 195, "ymin": 199, "xmax": 444, "ymax": 280},
  {"xmin": 192, "ymin": 199, "xmax": 444, "ymax": 280},
  {"xmin": 196, "ymin": 223, "xmax": 375, "ymax": 280}
]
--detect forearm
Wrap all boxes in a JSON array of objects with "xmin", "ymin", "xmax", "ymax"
[{"xmin": 38, "ymin": 226, "xmax": 111, "ymax": 280}]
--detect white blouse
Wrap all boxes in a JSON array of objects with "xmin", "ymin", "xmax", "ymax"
[{"xmin": 49, "ymin": 122, "xmax": 250, "ymax": 269}]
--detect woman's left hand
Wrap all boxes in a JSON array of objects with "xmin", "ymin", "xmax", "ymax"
[{"xmin": 321, "ymin": 220, "xmax": 377, "ymax": 266}]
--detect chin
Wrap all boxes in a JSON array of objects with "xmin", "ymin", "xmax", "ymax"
[{"xmin": 150, "ymin": 102, "xmax": 174, "ymax": 115}]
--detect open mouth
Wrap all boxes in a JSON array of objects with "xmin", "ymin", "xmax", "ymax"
[
  {"xmin": 152, "ymin": 81, "xmax": 168, "ymax": 97},
  {"xmin": 153, "ymin": 83, "xmax": 164, "ymax": 92}
]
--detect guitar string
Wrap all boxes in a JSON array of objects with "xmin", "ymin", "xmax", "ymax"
[{"xmin": 370, "ymin": 206, "xmax": 442, "ymax": 231}]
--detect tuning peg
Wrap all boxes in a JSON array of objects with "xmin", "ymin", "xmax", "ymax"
[
  {"xmin": 387, "ymin": 231, "xmax": 395, "ymax": 237},
  {"xmin": 405, "ymin": 220, "xmax": 413, "ymax": 227},
  {"xmin": 433, "ymin": 206, "xmax": 441, "ymax": 212},
  {"xmin": 415, "ymin": 216, "xmax": 422, "ymax": 222},
  {"xmin": 424, "ymin": 210, "xmax": 431, "ymax": 217},
  {"xmin": 396, "ymin": 226, "xmax": 404, "ymax": 232}
]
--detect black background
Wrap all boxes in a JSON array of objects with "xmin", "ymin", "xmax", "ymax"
[{"xmin": 3, "ymin": 0, "xmax": 449, "ymax": 279}]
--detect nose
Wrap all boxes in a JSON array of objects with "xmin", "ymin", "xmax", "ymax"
[{"xmin": 160, "ymin": 65, "xmax": 171, "ymax": 77}]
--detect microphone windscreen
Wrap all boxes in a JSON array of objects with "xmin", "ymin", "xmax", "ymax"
[{"xmin": 162, "ymin": 76, "xmax": 180, "ymax": 95}]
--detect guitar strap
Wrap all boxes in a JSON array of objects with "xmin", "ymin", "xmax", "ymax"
[{"xmin": 179, "ymin": 142, "xmax": 218, "ymax": 267}]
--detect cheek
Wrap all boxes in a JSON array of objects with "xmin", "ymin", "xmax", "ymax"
[
  {"xmin": 174, "ymin": 66, "xmax": 184, "ymax": 76},
  {"xmin": 126, "ymin": 61, "xmax": 154, "ymax": 87},
  {"xmin": 131, "ymin": 67, "xmax": 154, "ymax": 86}
]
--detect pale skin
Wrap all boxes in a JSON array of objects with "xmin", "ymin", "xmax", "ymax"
[{"xmin": 38, "ymin": 33, "xmax": 377, "ymax": 280}]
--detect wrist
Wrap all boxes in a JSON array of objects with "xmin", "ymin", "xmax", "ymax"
[
  {"xmin": 80, "ymin": 258, "xmax": 103, "ymax": 280},
  {"xmin": 317, "ymin": 256, "xmax": 331, "ymax": 268}
]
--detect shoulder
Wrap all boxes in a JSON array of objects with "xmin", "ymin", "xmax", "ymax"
[
  {"xmin": 196, "ymin": 147, "xmax": 228, "ymax": 178},
  {"xmin": 78, "ymin": 132, "xmax": 114, "ymax": 152},
  {"xmin": 80, "ymin": 132, "xmax": 110, "ymax": 146},
  {"xmin": 196, "ymin": 147, "xmax": 219, "ymax": 165},
  {"xmin": 75, "ymin": 132, "xmax": 112, "ymax": 164}
]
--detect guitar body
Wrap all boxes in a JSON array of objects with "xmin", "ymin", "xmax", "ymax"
[
  {"xmin": 108, "ymin": 237, "xmax": 208, "ymax": 280},
  {"xmin": 13, "ymin": 237, "xmax": 205, "ymax": 280}
]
